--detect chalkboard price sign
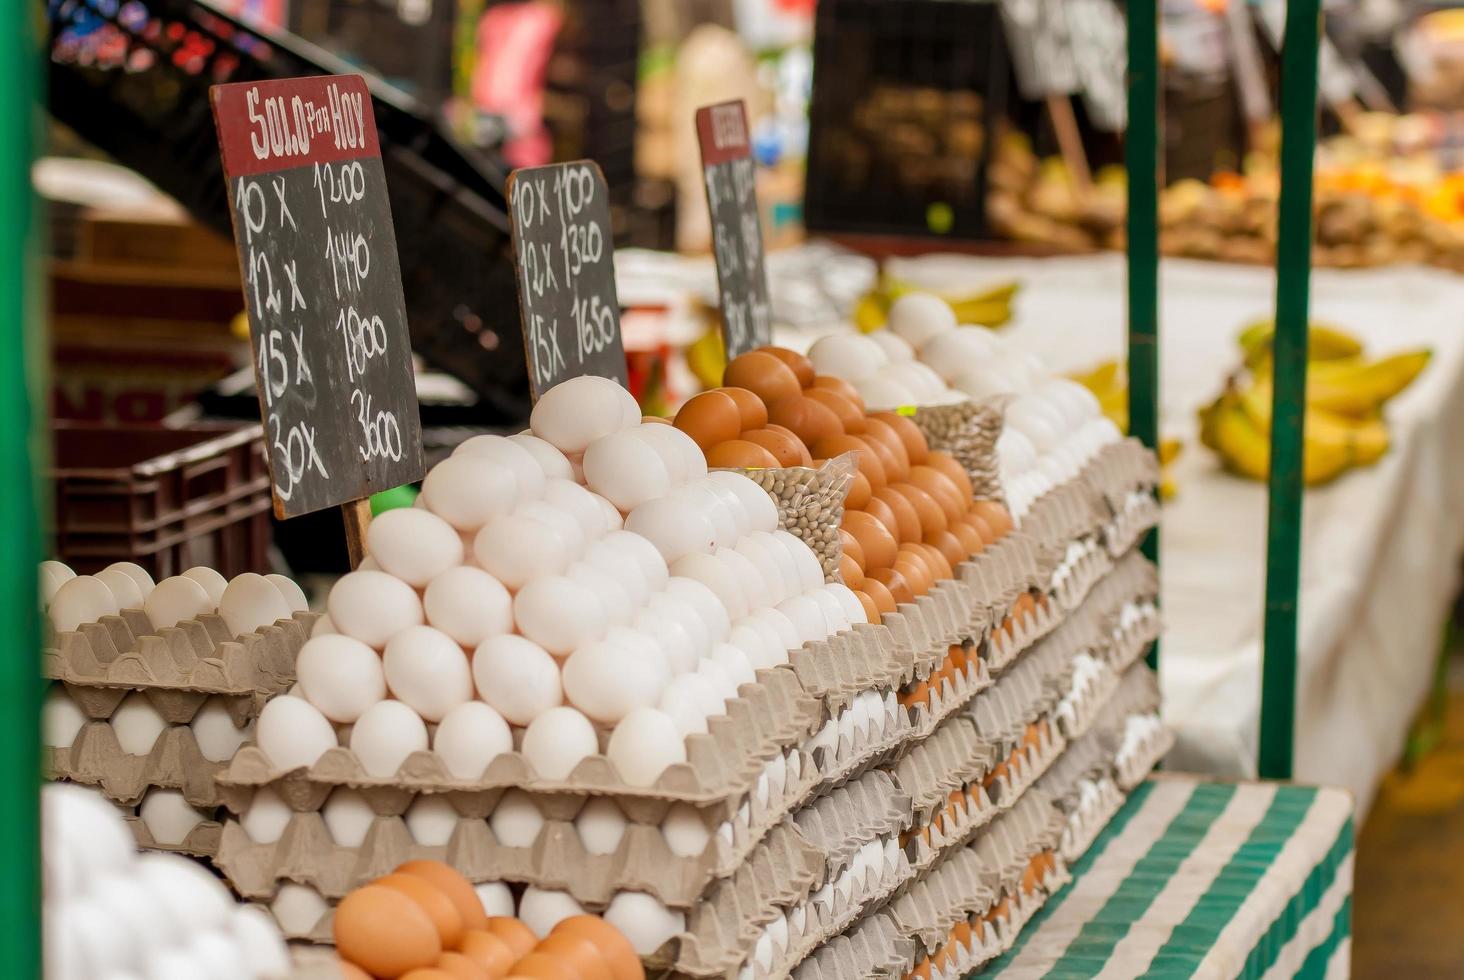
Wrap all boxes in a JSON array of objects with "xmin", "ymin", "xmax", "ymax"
[
  {"xmin": 507, "ymin": 160, "xmax": 628, "ymax": 400},
  {"xmin": 211, "ymin": 74, "xmax": 424, "ymax": 522},
  {"xmin": 696, "ymin": 100, "xmax": 772, "ymax": 361}
]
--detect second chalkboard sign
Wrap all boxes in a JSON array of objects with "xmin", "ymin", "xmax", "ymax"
[
  {"xmin": 507, "ymin": 160, "xmax": 628, "ymax": 400},
  {"xmin": 696, "ymin": 100, "xmax": 772, "ymax": 361}
]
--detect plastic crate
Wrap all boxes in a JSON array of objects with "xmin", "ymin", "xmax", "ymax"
[
  {"xmin": 51, "ymin": 422, "xmax": 272, "ymax": 580},
  {"xmin": 805, "ymin": 0, "xmax": 1009, "ymax": 240}
]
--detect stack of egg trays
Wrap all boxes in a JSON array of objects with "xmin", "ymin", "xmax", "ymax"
[
  {"xmin": 792, "ymin": 912, "xmax": 916, "ymax": 980},
  {"xmin": 42, "ymin": 607, "xmax": 316, "ymax": 856}
]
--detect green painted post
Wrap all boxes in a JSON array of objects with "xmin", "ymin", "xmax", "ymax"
[
  {"xmin": 1260, "ymin": 0, "xmax": 1321, "ymax": 781},
  {"xmin": 0, "ymin": 8, "xmax": 45, "ymax": 978},
  {"xmin": 1126, "ymin": 0, "xmax": 1160, "ymax": 671}
]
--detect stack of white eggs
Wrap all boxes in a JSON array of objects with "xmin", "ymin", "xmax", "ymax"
[
  {"xmin": 257, "ymin": 375, "xmax": 870, "ymax": 793},
  {"xmin": 44, "ymin": 783, "xmax": 290, "ymax": 980},
  {"xmin": 810, "ymin": 293, "xmax": 1124, "ymax": 522}
]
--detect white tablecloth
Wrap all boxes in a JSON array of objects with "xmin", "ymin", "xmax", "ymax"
[{"xmin": 883, "ymin": 254, "xmax": 1464, "ymax": 816}]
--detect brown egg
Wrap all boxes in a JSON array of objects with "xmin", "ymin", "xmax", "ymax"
[
  {"xmin": 862, "ymin": 495, "xmax": 901, "ymax": 543},
  {"xmin": 706, "ymin": 440, "xmax": 780, "ymax": 469},
  {"xmin": 376, "ymin": 874, "xmax": 466, "ymax": 951},
  {"xmin": 714, "ymin": 386, "xmax": 768, "ymax": 430},
  {"xmin": 872, "ymin": 487, "xmax": 921, "ymax": 542},
  {"xmin": 963, "ymin": 512, "xmax": 996, "ymax": 546},
  {"xmin": 972, "ymin": 500, "xmax": 1014, "ymax": 538},
  {"xmin": 738, "ymin": 428, "xmax": 807, "ymax": 467},
  {"xmin": 861, "ymin": 578, "xmax": 897, "ymax": 614},
  {"xmin": 436, "ymin": 953, "xmax": 491, "ymax": 980},
  {"xmin": 870, "ymin": 411, "xmax": 929, "ymax": 464},
  {"xmin": 914, "ymin": 542, "xmax": 953, "ymax": 580},
  {"xmin": 842, "ymin": 511, "xmax": 898, "ymax": 569},
  {"xmin": 908, "ymin": 466, "xmax": 965, "ymax": 522},
  {"xmin": 534, "ymin": 934, "xmax": 613, "ymax": 980},
  {"xmin": 951, "ymin": 920, "xmax": 974, "ymax": 952},
  {"xmin": 950, "ymin": 519, "xmax": 983, "ymax": 555},
  {"xmin": 925, "ymin": 529, "xmax": 968, "ymax": 569},
  {"xmin": 838, "ymin": 553, "xmax": 865, "ymax": 588},
  {"xmin": 812, "ymin": 374, "xmax": 867, "ymax": 410},
  {"xmin": 460, "ymin": 931, "xmax": 519, "ymax": 977},
  {"xmin": 341, "ymin": 965, "xmax": 375, "ymax": 980},
  {"xmin": 803, "ymin": 388, "xmax": 866, "ymax": 434},
  {"xmin": 723, "ymin": 351, "xmax": 803, "ymax": 404},
  {"xmin": 947, "ymin": 644, "xmax": 969, "ymax": 674},
  {"xmin": 335, "ymin": 886, "xmax": 442, "ymax": 979},
  {"xmin": 510, "ymin": 953, "xmax": 579, "ymax": 980},
  {"xmin": 673, "ymin": 390, "xmax": 742, "ymax": 451},
  {"xmin": 926, "ymin": 453, "xmax": 973, "ymax": 501},
  {"xmin": 845, "ymin": 470, "xmax": 872, "ymax": 510},
  {"xmin": 861, "ymin": 419, "xmax": 912, "ymax": 478},
  {"xmin": 868, "ymin": 567, "xmax": 914, "ymax": 605},
  {"xmin": 854, "ymin": 589, "xmax": 880, "ymax": 623},
  {"xmin": 812, "ymin": 435, "xmax": 887, "ymax": 489},
  {"xmin": 768, "ymin": 396, "xmax": 844, "ymax": 447},
  {"xmin": 908, "ymin": 956, "xmax": 933, "ymax": 980},
  {"xmin": 898, "ymin": 677, "xmax": 930, "ymax": 709},
  {"xmin": 894, "ymin": 556, "xmax": 932, "ymax": 597},
  {"xmin": 760, "ymin": 423, "xmax": 813, "ymax": 464},
  {"xmin": 889, "ymin": 484, "xmax": 946, "ymax": 538},
  {"xmin": 484, "ymin": 919, "xmax": 539, "ymax": 960},
  {"xmin": 855, "ymin": 430, "xmax": 904, "ymax": 480},
  {"xmin": 837, "ymin": 529, "xmax": 866, "ymax": 569},
  {"xmin": 402, "ymin": 971, "xmax": 458, "ymax": 980},
  {"xmin": 396, "ymin": 861, "xmax": 490, "ymax": 933},
  {"xmin": 551, "ymin": 917, "xmax": 645, "ymax": 980},
  {"xmin": 755, "ymin": 346, "xmax": 815, "ymax": 387}
]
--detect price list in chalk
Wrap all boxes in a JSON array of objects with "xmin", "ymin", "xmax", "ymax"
[
  {"xmin": 508, "ymin": 160, "xmax": 627, "ymax": 399},
  {"xmin": 696, "ymin": 100, "xmax": 771, "ymax": 360},
  {"xmin": 211, "ymin": 74, "xmax": 423, "ymax": 519}
]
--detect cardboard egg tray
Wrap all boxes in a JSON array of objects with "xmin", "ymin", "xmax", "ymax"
[
  {"xmin": 1115, "ymin": 714, "xmax": 1173, "ymax": 791},
  {"xmin": 909, "ymin": 399, "xmax": 1006, "ymax": 506},
  {"xmin": 103, "ymin": 794, "xmax": 224, "ymax": 859},
  {"xmin": 1105, "ymin": 488, "xmax": 1163, "ymax": 559},
  {"xmin": 791, "ymin": 911, "xmax": 916, "ymax": 980}
]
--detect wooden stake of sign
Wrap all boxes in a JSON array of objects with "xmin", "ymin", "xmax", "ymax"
[
  {"xmin": 695, "ymin": 100, "xmax": 772, "ymax": 361},
  {"xmin": 1044, "ymin": 95, "xmax": 1093, "ymax": 194},
  {"xmin": 211, "ymin": 74, "xmax": 425, "ymax": 565},
  {"xmin": 507, "ymin": 160, "xmax": 629, "ymax": 400}
]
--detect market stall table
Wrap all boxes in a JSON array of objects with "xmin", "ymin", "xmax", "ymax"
[{"xmin": 985, "ymin": 775, "xmax": 1354, "ymax": 978}]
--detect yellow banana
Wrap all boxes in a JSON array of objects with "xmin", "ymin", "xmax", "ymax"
[
  {"xmin": 1239, "ymin": 380, "xmax": 1391, "ymax": 468},
  {"xmin": 1303, "ymin": 349, "xmax": 1432, "ymax": 417},
  {"xmin": 1158, "ymin": 438, "xmax": 1183, "ymax": 466},
  {"xmin": 856, "ymin": 277, "xmax": 1021, "ymax": 331},
  {"xmin": 1070, "ymin": 360, "xmax": 1121, "ymax": 395},
  {"xmin": 853, "ymin": 291, "xmax": 889, "ymax": 334},
  {"xmin": 1237, "ymin": 318, "xmax": 1364, "ymax": 367}
]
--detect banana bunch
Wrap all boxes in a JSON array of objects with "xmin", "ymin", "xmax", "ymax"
[
  {"xmin": 1069, "ymin": 359, "xmax": 1183, "ymax": 499},
  {"xmin": 1197, "ymin": 321, "xmax": 1431, "ymax": 486},
  {"xmin": 854, "ymin": 276, "xmax": 1020, "ymax": 333}
]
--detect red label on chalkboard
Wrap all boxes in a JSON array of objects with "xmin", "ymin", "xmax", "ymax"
[
  {"xmin": 695, "ymin": 101, "xmax": 752, "ymax": 167},
  {"xmin": 212, "ymin": 75, "xmax": 381, "ymax": 178}
]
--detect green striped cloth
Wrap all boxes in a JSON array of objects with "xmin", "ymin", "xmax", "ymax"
[{"xmin": 983, "ymin": 776, "xmax": 1353, "ymax": 979}]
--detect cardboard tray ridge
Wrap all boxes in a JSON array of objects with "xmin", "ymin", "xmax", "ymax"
[
  {"xmin": 791, "ymin": 910, "xmax": 916, "ymax": 980},
  {"xmin": 47, "ymin": 720, "xmax": 243, "ymax": 810}
]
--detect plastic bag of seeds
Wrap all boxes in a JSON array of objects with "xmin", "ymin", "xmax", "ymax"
[
  {"xmin": 911, "ymin": 399, "xmax": 1006, "ymax": 505},
  {"xmin": 719, "ymin": 453, "xmax": 858, "ymax": 584}
]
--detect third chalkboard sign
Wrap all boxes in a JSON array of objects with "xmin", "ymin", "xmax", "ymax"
[
  {"xmin": 507, "ymin": 160, "xmax": 628, "ymax": 400},
  {"xmin": 696, "ymin": 100, "xmax": 772, "ymax": 361}
]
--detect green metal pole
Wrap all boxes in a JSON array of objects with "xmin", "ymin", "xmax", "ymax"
[
  {"xmin": 0, "ymin": 7, "xmax": 44, "ymax": 978},
  {"xmin": 1260, "ymin": 0, "xmax": 1321, "ymax": 781},
  {"xmin": 1126, "ymin": 0, "xmax": 1160, "ymax": 672}
]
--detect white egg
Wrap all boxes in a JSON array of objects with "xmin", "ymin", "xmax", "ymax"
[
  {"xmin": 265, "ymin": 574, "xmax": 309, "ymax": 613},
  {"xmin": 365, "ymin": 508, "xmax": 464, "ymax": 588},
  {"xmin": 321, "ymin": 788, "xmax": 375, "ymax": 846},
  {"xmin": 488, "ymin": 788, "xmax": 543, "ymax": 847},
  {"xmin": 73, "ymin": 878, "xmax": 156, "ymax": 969},
  {"xmin": 699, "ymin": 475, "xmax": 752, "ymax": 540},
  {"xmin": 516, "ymin": 500, "xmax": 587, "ymax": 564},
  {"xmin": 603, "ymin": 891, "xmax": 685, "ymax": 955},
  {"xmin": 434, "ymin": 701, "xmax": 512, "ymax": 780},
  {"xmin": 608, "ymin": 708, "xmax": 686, "ymax": 787},
  {"xmin": 989, "ymin": 351, "xmax": 1039, "ymax": 391},
  {"xmin": 255, "ymin": 695, "xmax": 336, "ymax": 772},
  {"xmin": 581, "ymin": 538, "xmax": 648, "ymax": 608},
  {"xmin": 94, "ymin": 568, "xmax": 144, "ymax": 610},
  {"xmin": 625, "ymin": 496, "xmax": 718, "ymax": 565},
  {"xmin": 241, "ymin": 786, "xmax": 293, "ymax": 844},
  {"xmin": 473, "ymin": 510, "xmax": 574, "ymax": 588},
  {"xmin": 715, "ymin": 546, "xmax": 771, "ymax": 612},
  {"xmin": 475, "ymin": 881, "xmax": 516, "ymax": 918},
  {"xmin": 349, "ymin": 700, "xmax": 429, "ymax": 778},
  {"xmin": 181, "ymin": 566, "xmax": 227, "ymax": 608},
  {"xmin": 825, "ymin": 583, "xmax": 868, "ymax": 625},
  {"xmin": 382, "ymin": 626, "xmax": 473, "ymax": 723},
  {"xmin": 920, "ymin": 326, "xmax": 1000, "ymax": 378},
  {"xmin": 670, "ymin": 480, "xmax": 739, "ymax": 549},
  {"xmin": 112, "ymin": 692, "xmax": 167, "ymax": 756},
  {"xmin": 634, "ymin": 422, "xmax": 706, "ymax": 485},
  {"xmin": 656, "ymin": 806, "xmax": 710, "ymax": 862},
  {"xmin": 749, "ymin": 607, "xmax": 801, "ymax": 654},
  {"xmin": 951, "ymin": 367, "xmax": 1018, "ymax": 400},
  {"xmin": 530, "ymin": 376, "xmax": 639, "ymax": 453},
  {"xmin": 659, "ymin": 673, "xmax": 725, "ymax": 733},
  {"xmin": 563, "ymin": 638, "xmax": 670, "ymax": 724},
  {"xmin": 268, "ymin": 882, "xmax": 327, "ymax": 938},
  {"xmin": 665, "ymin": 576, "xmax": 731, "ymax": 644},
  {"xmin": 45, "ymin": 783, "xmax": 133, "ymax": 878},
  {"xmin": 48, "ymin": 575, "xmax": 119, "ymax": 633},
  {"xmin": 453, "ymin": 434, "xmax": 546, "ymax": 502},
  {"xmin": 294, "ymin": 634, "xmax": 386, "ymax": 723},
  {"xmin": 230, "ymin": 906, "xmax": 291, "ymax": 979},
  {"xmin": 39, "ymin": 560, "xmax": 76, "ymax": 606},
  {"xmin": 472, "ymin": 633, "xmax": 564, "ymax": 726},
  {"xmin": 734, "ymin": 534, "xmax": 796, "ymax": 604},
  {"xmin": 424, "ymin": 565, "xmax": 513, "ymax": 647},
  {"xmin": 138, "ymin": 851, "xmax": 235, "ymax": 934},
  {"xmin": 569, "ymin": 562, "xmax": 634, "ymax": 628},
  {"xmin": 855, "ymin": 375, "xmax": 916, "ymax": 411},
  {"xmin": 519, "ymin": 887, "xmax": 586, "ymax": 938},
  {"xmin": 726, "ymin": 621, "xmax": 779, "ymax": 671},
  {"xmin": 887, "ymin": 292, "xmax": 957, "ymax": 348},
  {"xmin": 404, "ymin": 794, "xmax": 459, "ymax": 846},
  {"xmin": 421, "ymin": 455, "xmax": 519, "ymax": 533},
  {"xmin": 868, "ymin": 329, "xmax": 916, "ymax": 363},
  {"xmin": 1006, "ymin": 395, "xmax": 1067, "ymax": 452},
  {"xmin": 633, "ymin": 606, "xmax": 698, "ymax": 676},
  {"xmin": 520, "ymin": 707, "xmax": 599, "ymax": 780},
  {"xmin": 138, "ymin": 789, "xmax": 207, "ymax": 846},
  {"xmin": 806, "ymin": 333, "xmax": 887, "ymax": 382},
  {"xmin": 137, "ymin": 576, "xmax": 208, "ymax": 634},
  {"xmin": 508, "ymin": 432, "xmax": 575, "ymax": 481},
  {"xmin": 775, "ymin": 595, "xmax": 828, "ymax": 646},
  {"xmin": 43, "ymin": 685, "xmax": 86, "ymax": 749},
  {"xmin": 709, "ymin": 643, "xmax": 756, "ymax": 689},
  {"xmin": 774, "ymin": 531, "xmax": 827, "ymax": 592},
  {"xmin": 646, "ymin": 592, "xmax": 711, "ymax": 665},
  {"xmin": 544, "ymin": 478, "xmax": 609, "ymax": 541},
  {"xmin": 696, "ymin": 659, "xmax": 740, "ymax": 703},
  {"xmin": 190, "ymin": 696, "xmax": 252, "ymax": 763},
  {"xmin": 327, "ymin": 570, "xmax": 424, "ymax": 650},
  {"xmin": 593, "ymin": 492, "xmax": 624, "ymax": 532},
  {"xmin": 514, "ymin": 575, "xmax": 607, "ymax": 656},
  {"xmin": 885, "ymin": 361, "xmax": 948, "ymax": 402},
  {"xmin": 670, "ymin": 553, "xmax": 747, "ymax": 621},
  {"xmin": 218, "ymin": 573, "xmax": 293, "ymax": 638},
  {"xmin": 575, "ymin": 797, "xmax": 626, "ymax": 855},
  {"xmin": 997, "ymin": 428, "xmax": 1038, "ymax": 476},
  {"xmin": 705, "ymin": 471, "xmax": 778, "ymax": 534},
  {"xmin": 806, "ymin": 587, "xmax": 850, "ymax": 635}
]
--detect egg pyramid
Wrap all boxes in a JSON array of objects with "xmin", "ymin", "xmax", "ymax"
[{"xmin": 40, "ymin": 559, "xmax": 316, "ymax": 857}]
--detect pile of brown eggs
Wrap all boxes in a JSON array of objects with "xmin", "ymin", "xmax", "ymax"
[{"xmin": 671, "ymin": 346, "xmax": 1014, "ymax": 626}]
